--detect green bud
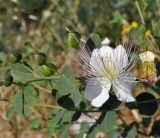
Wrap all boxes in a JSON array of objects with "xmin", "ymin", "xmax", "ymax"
[
  {"xmin": 42, "ymin": 63, "xmax": 57, "ymax": 76},
  {"xmin": 2, "ymin": 75, "xmax": 13, "ymax": 86},
  {"xmin": 67, "ymin": 32, "xmax": 79, "ymax": 48},
  {"xmin": 32, "ymin": 88, "xmax": 39, "ymax": 97},
  {"xmin": 9, "ymin": 52, "xmax": 22, "ymax": 63},
  {"xmin": 34, "ymin": 53, "xmax": 46, "ymax": 66}
]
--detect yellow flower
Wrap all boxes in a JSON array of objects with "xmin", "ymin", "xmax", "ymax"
[
  {"xmin": 122, "ymin": 24, "xmax": 131, "ymax": 33},
  {"xmin": 131, "ymin": 21, "xmax": 138, "ymax": 28},
  {"xmin": 121, "ymin": 21, "xmax": 138, "ymax": 35},
  {"xmin": 145, "ymin": 29, "xmax": 151, "ymax": 37}
]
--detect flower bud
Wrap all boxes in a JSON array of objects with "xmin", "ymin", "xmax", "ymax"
[
  {"xmin": 32, "ymin": 88, "xmax": 39, "ymax": 97},
  {"xmin": 42, "ymin": 63, "xmax": 57, "ymax": 76},
  {"xmin": 9, "ymin": 52, "xmax": 22, "ymax": 63},
  {"xmin": 2, "ymin": 75, "xmax": 13, "ymax": 86},
  {"xmin": 139, "ymin": 51, "xmax": 155, "ymax": 62},
  {"xmin": 139, "ymin": 51, "xmax": 156, "ymax": 84},
  {"xmin": 67, "ymin": 32, "xmax": 79, "ymax": 48},
  {"xmin": 34, "ymin": 53, "xmax": 46, "ymax": 66}
]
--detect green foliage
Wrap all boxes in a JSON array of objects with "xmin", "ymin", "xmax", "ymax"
[
  {"xmin": 87, "ymin": 34, "xmax": 101, "ymax": 49},
  {"xmin": 1, "ymin": 0, "xmax": 160, "ymax": 137},
  {"xmin": 129, "ymin": 27, "xmax": 147, "ymax": 51},
  {"xmin": 42, "ymin": 63, "xmax": 57, "ymax": 76},
  {"xmin": 67, "ymin": 33, "xmax": 80, "ymax": 48},
  {"xmin": 9, "ymin": 52, "xmax": 22, "ymax": 63},
  {"xmin": 107, "ymin": 128, "xmax": 122, "ymax": 138},
  {"xmin": 55, "ymin": 66, "xmax": 82, "ymax": 106},
  {"xmin": 6, "ymin": 106, "xmax": 15, "ymax": 118},
  {"xmin": 29, "ymin": 119, "xmax": 42, "ymax": 130},
  {"xmin": 11, "ymin": 63, "xmax": 35, "ymax": 82},
  {"xmin": 12, "ymin": 85, "xmax": 39, "ymax": 116},
  {"xmin": 90, "ymin": 111, "xmax": 117, "ymax": 137},
  {"xmin": 136, "ymin": 92, "xmax": 158, "ymax": 116},
  {"xmin": 152, "ymin": 21, "xmax": 160, "ymax": 37},
  {"xmin": 0, "ymin": 52, "xmax": 7, "ymax": 65},
  {"xmin": 2, "ymin": 75, "xmax": 13, "ymax": 86},
  {"xmin": 34, "ymin": 53, "xmax": 47, "ymax": 66},
  {"xmin": 127, "ymin": 125, "xmax": 137, "ymax": 138}
]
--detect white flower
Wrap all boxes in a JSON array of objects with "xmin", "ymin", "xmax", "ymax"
[
  {"xmin": 139, "ymin": 51, "xmax": 155, "ymax": 62},
  {"xmin": 79, "ymin": 38, "xmax": 138, "ymax": 107}
]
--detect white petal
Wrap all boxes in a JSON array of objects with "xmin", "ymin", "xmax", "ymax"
[
  {"xmin": 99, "ymin": 46, "xmax": 116, "ymax": 75},
  {"xmin": 84, "ymin": 79, "xmax": 111, "ymax": 107},
  {"xmin": 99, "ymin": 45, "xmax": 128, "ymax": 73},
  {"xmin": 101, "ymin": 37, "xmax": 110, "ymax": 46},
  {"xmin": 90, "ymin": 49, "xmax": 106, "ymax": 76},
  {"xmin": 114, "ymin": 45, "xmax": 128, "ymax": 70},
  {"xmin": 99, "ymin": 45, "xmax": 114, "ymax": 59},
  {"xmin": 91, "ymin": 89, "xmax": 109, "ymax": 107},
  {"xmin": 112, "ymin": 78, "xmax": 135, "ymax": 102},
  {"xmin": 84, "ymin": 80, "xmax": 102, "ymax": 101},
  {"xmin": 91, "ymin": 80, "xmax": 111, "ymax": 107}
]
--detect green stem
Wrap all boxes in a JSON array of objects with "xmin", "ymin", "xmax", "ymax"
[
  {"xmin": 13, "ymin": 77, "xmax": 58, "ymax": 94},
  {"xmin": 65, "ymin": 27, "xmax": 71, "ymax": 33},
  {"xmin": 26, "ymin": 103, "xmax": 63, "ymax": 109},
  {"xmin": 21, "ymin": 62, "xmax": 39, "ymax": 78},
  {"xmin": 26, "ymin": 97, "xmax": 160, "ymax": 112},
  {"xmin": 25, "ymin": 76, "xmax": 59, "ymax": 84},
  {"xmin": 56, "ymin": 109, "xmax": 68, "ymax": 127},
  {"xmin": 26, "ymin": 103, "xmax": 112, "ymax": 112},
  {"xmin": 135, "ymin": 0, "xmax": 145, "ymax": 25},
  {"xmin": 22, "ymin": 85, "xmax": 25, "ymax": 116},
  {"xmin": 32, "ymin": 83, "xmax": 52, "ymax": 93}
]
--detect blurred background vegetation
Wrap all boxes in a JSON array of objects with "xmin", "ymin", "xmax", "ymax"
[
  {"xmin": 0, "ymin": 0, "xmax": 158, "ymax": 52},
  {"xmin": 1, "ymin": 0, "xmax": 160, "ymax": 138}
]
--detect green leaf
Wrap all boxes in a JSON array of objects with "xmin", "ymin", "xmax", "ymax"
[
  {"xmin": 13, "ymin": 90, "xmax": 24, "ymax": 116},
  {"xmin": 100, "ymin": 95, "xmax": 122, "ymax": 110},
  {"xmin": 67, "ymin": 33, "xmax": 79, "ymax": 48},
  {"xmin": 108, "ymin": 128, "xmax": 122, "ymax": 138},
  {"xmin": 23, "ymin": 41, "xmax": 33, "ymax": 48},
  {"xmin": 129, "ymin": 27, "xmax": 147, "ymax": 50},
  {"xmin": 40, "ymin": 43, "xmax": 50, "ymax": 54},
  {"xmin": 47, "ymin": 108, "xmax": 75, "ymax": 129},
  {"xmin": 11, "ymin": 63, "xmax": 35, "ymax": 82},
  {"xmin": 13, "ymin": 86, "xmax": 37, "ymax": 116},
  {"xmin": 151, "ymin": 120, "xmax": 160, "ymax": 137},
  {"xmin": 140, "ymin": 0, "xmax": 151, "ymax": 10},
  {"xmin": 136, "ymin": 92, "xmax": 158, "ymax": 116},
  {"xmin": 23, "ymin": 85, "xmax": 39, "ymax": 104},
  {"xmin": 108, "ymin": 12, "xmax": 123, "ymax": 24},
  {"xmin": 57, "ymin": 94, "xmax": 75, "ymax": 109},
  {"xmin": 56, "ymin": 66, "xmax": 82, "ymax": 106},
  {"xmin": 99, "ymin": 111, "xmax": 116, "ymax": 132},
  {"xmin": 90, "ymin": 111, "xmax": 116, "ymax": 136},
  {"xmin": 59, "ymin": 124, "xmax": 70, "ymax": 138},
  {"xmin": 0, "ymin": 52, "xmax": 7, "ymax": 64},
  {"xmin": 87, "ymin": 33, "xmax": 101, "ymax": 48},
  {"xmin": 29, "ymin": 119, "xmax": 42, "ymax": 130},
  {"xmin": 127, "ymin": 125, "xmax": 137, "ymax": 138},
  {"xmin": 6, "ymin": 106, "xmax": 15, "ymax": 118},
  {"xmin": 152, "ymin": 21, "xmax": 160, "ymax": 37}
]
